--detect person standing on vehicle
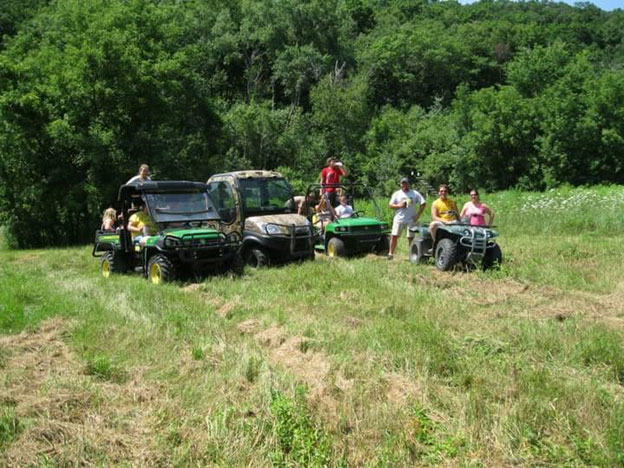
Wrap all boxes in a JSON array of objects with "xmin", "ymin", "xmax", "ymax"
[
  {"xmin": 127, "ymin": 164, "xmax": 152, "ymax": 184},
  {"xmin": 429, "ymin": 184, "xmax": 459, "ymax": 243},
  {"xmin": 319, "ymin": 157, "xmax": 347, "ymax": 207},
  {"xmin": 388, "ymin": 177, "xmax": 426, "ymax": 260}
]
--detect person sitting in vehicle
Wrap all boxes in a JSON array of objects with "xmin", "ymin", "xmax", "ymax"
[
  {"xmin": 128, "ymin": 203, "xmax": 158, "ymax": 246},
  {"xmin": 335, "ymin": 195, "xmax": 354, "ymax": 219},
  {"xmin": 460, "ymin": 188, "xmax": 495, "ymax": 227},
  {"xmin": 429, "ymin": 184, "xmax": 459, "ymax": 242},
  {"xmin": 313, "ymin": 195, "xmax": 336, "ymax": 232},
  {"xmin": 100, "ymin": 207, "xmax": 117, "ymax": 231}
]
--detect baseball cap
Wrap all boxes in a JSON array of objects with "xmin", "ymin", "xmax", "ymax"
[{"xmin": 400, "ymin": 177, "xmax": 409, "ymax": 184}]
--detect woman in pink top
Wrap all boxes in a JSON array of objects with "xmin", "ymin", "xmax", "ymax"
[{"xmin": 460, "ymin": 189, "xmax": 495, "ymax": 226}]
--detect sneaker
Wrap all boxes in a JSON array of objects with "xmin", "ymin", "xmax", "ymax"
[{"xmin": 387, "ymin": 254, "xmax": 394, "ymax": 260}]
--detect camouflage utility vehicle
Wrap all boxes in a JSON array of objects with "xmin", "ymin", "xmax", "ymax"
[
  {"xmin": 206, "ymin": 171, "xmax": 314, "ymax": 267},
  {"xmin": 303, "ymin": 183, "xmax": 390, "ymax": 258},
  {"xmin": 93, "ymin": 181, "xmax": 242, "ymax": 283},
  {"xmin": 409, "ymin": 223, "xmax": 502, "ymax": 271}
]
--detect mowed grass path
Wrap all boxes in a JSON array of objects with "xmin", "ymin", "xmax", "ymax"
[{"xmin": 1, "ymin": 186, "xmax": 623, "ymax": 466}]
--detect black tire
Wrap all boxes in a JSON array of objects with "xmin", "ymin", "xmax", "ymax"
[
  {"xmin": 100, "ymin": 251, "xmax": 128, "ymax": 277},
  {"xmin": 327, "ymin": 237, "xmax": 346, "ymax": 258},
  {"xmin": 230, "ymin": 251, "xmax": 245, "ymax": 276},
  {"xmin": 435, "ymin": 238, "xmax": 459, "ymax": 271},
  {"xmin": 147, "ymin": 254, "xmax": 177, "ymax": 284},
  {"xmin": 409, "ymin": 239, "xmax": 430, "ymax": 265},
  {"xmin": 245, "ymin": 247, "xmax": 269, "ymax": 268},
  {"xmin": 482, "ymin": 244, "xmax": 503, "ymax": 271},
  {"xmin": 374, "ymin": 235, "xmax": 390, "ymax": 255}
]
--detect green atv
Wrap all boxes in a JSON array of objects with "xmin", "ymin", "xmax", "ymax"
[
  {"xmin": 408, "ymin": 222, "xmax": 502, "ymax": 271},
  {"xmin": 303, "ymin": 183, "xmax": 390, "ymax": 258},
  {"xmin": 93, "ymin": 181, "xmax": 243, "ymax": 283}
]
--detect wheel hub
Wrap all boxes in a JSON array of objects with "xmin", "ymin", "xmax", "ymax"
[
  {"xmin": 150, "ymin": 263, "xmax": 162, "ymax": 284},
  {"xmin": 101, "ymin": 260, "xmax": 110, "ymax": 278}
]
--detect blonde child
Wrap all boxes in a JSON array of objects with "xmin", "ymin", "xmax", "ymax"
[{"xmin": 101, "ymin": 208, "xmax": 117, "ymax": 231}]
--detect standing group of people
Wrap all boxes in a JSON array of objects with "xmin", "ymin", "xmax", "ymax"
[
  {"xmin": 387, "ymin": 179, "xmax": 495, "ymax": 260},
  {"xmin": 103, "ymin": 161, "xmax": 496, "ymax": 256}
]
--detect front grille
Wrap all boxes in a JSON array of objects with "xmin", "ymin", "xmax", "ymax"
[
  {"xmin": 350, "ymin": 225, "xmax": 381, "ymax": 233},
  {"xmin": 182, "ymin": 237, "xmax": 222, "ymax": 248}
]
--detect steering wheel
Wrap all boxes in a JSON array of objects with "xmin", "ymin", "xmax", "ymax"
[{"xmin": 354, "ymin": 210, "xmax": 365, "ymax": 218}]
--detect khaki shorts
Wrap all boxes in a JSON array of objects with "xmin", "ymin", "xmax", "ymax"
[{"xmin": 392, "ymin": 219, "xmax": 416, "ymax": 238}]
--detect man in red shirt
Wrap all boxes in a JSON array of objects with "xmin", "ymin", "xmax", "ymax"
[{"xmin": 319, "ymin": 157, "xmax": 347, "ymax": 207}]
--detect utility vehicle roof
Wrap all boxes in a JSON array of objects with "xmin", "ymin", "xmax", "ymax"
[
  {"xmin": 118, "ymin": 181, "xmax": 209, "ymax": 200},
  {"xmin": 209, "ymin": 170, "xmax": 283, "ymax": 180}
]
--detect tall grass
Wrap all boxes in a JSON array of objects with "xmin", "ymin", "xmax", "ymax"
[{"xmin": 1, "ymin": 186, "xmax": 623, "ymax": 466}]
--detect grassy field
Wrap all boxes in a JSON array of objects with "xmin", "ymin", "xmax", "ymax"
[{"xmin": 1, "ymin": 185, "xmax": 623, "ymax": 467}]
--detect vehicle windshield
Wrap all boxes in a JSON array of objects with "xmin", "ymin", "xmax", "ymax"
[
  {"xmin": 144, "ymin": 192, "xmax": 221, "ymax": 223},
  {"xmin": 239, "ymin": 178, "xmax": 294, "ymax": 216}
]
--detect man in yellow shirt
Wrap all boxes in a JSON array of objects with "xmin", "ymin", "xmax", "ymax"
[
  {"xmin": 429, "ymin": 184, "xmax": 459, "ymax": 242},
  {"xmin": 128, "ymin": 203, "xmax": 158, "ymax": 245}
]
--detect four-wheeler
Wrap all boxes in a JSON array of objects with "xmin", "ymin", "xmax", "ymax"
[
  {"xmin": 408, "ymin": 222, "xmax": 502, "ymax": 271},
  {"xmin": 206, "ymin": 170, "xmax": 314, "ymax": 267},
  {"xmin": 93, "ymin": 181, "xmax": 243, "ymax": 283},
  {"xmin": 303, "ymin": 183, "xmax": 390, "ymax": 258}
]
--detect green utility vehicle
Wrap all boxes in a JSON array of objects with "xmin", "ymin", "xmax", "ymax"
[
  {"xmin": 303, "ymin": 183, "xmax": 390, "ymax": 258},
  {"xmin": 409, "ymin": 223, "xmax": 502, "ymax": 271},
  {"xmin": 206, "ymin": 171, "xmax": 314, "ymax": 267},
  {"xmin": 93, "ymin": 181, "xmax": 242, "ymax": 283}
]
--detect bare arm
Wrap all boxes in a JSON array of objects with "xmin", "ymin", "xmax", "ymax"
[
  {"xmin": 413, "ymin": 203, "xmax": 426, "ymax": 222},
  {"xmin": 460, "ymin": 203, "xmax": 468, "ymax": 218},
  {"xmin": 128, "ymin": 221, "xmax": 141, "ymax": 234},
  {"xmin": 484, "ymin": 204, "xmax": 495, "ymax": 226}
]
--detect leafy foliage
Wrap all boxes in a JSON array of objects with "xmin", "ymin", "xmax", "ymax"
[{"xmin": 0, "ymin": 0, "xmax": 623, "ymax": 246}]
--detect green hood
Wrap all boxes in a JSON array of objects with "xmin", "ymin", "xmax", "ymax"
[
  {"xmin": 325, "ymin": 216, "xmax": 388, "ymax": 234},
  {"xmin": 162, "ymin": 227, "xmax": 220, "ymax": 239}
]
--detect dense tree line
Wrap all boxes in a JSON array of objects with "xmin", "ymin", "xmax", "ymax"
[{"xmin": 0, "ymin": 0, "xmax": 622, "ymax": 247}]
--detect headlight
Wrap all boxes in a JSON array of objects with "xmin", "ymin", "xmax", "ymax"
[
  {"xmin": 165, "ymin": 236, "xmax": 181, "ymax": 247},
  {"xmin": 266, "ymin": 224, "xmax": 282, "ymax": 235},
  {"xmin": 380, "ymin": 223, "xmax": 389, "ymax": 230},
  {"xmin": 335, "ymin": 226, "xmax": 348, "ymax": 232},
  {"xmin": 258, "ymin": 222, "xmax": 284, "ymax": 235}
]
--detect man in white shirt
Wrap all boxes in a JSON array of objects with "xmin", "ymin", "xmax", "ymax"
[
  {"xmin": 387, "ymin": 177, "xmax": 426, "ymax": 260},
  {"xmin": 335, "ymin": 195, "xmax": 354, "ymax": 218}
]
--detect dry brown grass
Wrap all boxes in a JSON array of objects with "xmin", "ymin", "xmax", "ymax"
[{"xmin": 0, "ymin": 318, "xmax": 167, "ymax": 467}]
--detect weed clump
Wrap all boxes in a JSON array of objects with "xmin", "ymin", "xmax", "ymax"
[
  {"xmin": 84, "ymin": 354, "xmax": 127, "ymax": 383},
  {"xmin": 0, "ymin": 406, "xmax": 21, "ymax": 449},
  {"xmin": 270, "ymin": 386, "xmax": 340, "ymax": 467}
]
